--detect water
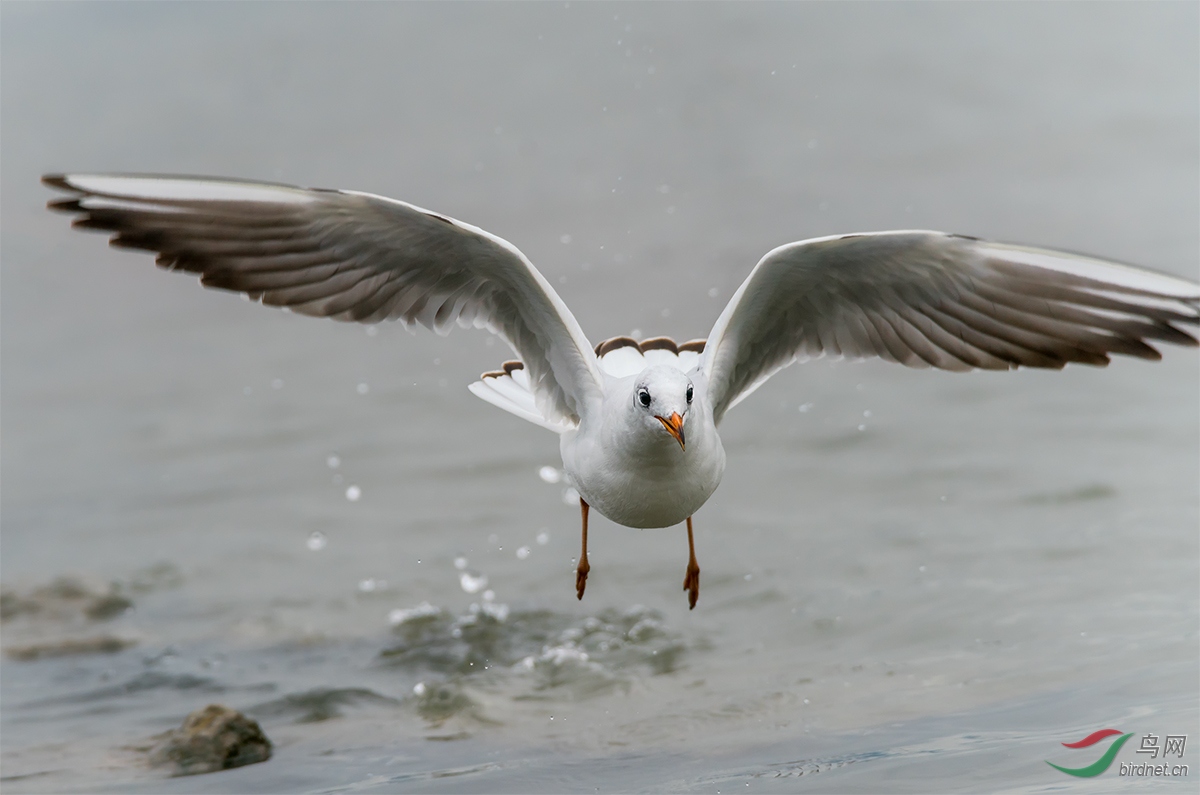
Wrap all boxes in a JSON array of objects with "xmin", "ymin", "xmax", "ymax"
[{"xmin": 2, "ymin": 3, "xmax": 1197, "ymax": 792}]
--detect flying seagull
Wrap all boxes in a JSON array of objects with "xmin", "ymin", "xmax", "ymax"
[{"xmin": 43, "ymin": 174, "xmax": 1200, "ymax": 608}]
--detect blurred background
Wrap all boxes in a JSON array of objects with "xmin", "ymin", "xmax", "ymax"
[{"xmin": 2, "ymin": 3, "xmax": 1196, "ymax": 792}]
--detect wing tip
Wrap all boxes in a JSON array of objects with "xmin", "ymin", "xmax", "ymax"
[
  {"xmin": 593, "ymin": 335, "xmax": 707, "ymax": 357},
  {"xmin": 41, "ymin": 173, "xmax": 74, "ymax": 192},
  {"xmin": 595, "ymin": 336, "xmax": 640, "ymax": 356}
]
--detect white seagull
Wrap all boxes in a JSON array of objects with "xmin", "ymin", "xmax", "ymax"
[{"xmin": 43, "ymin": 174, "xmax": 1200, "ymax": 608}]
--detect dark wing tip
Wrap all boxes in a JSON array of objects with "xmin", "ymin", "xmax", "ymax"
[
  {"xmin": 595, "ymin": 336, "xmax": 641, "ymax": 356},
  {"xmin": 480, "ymin": 361, "xmax": 525, "ymax": 380},
  {"xmin": 47, "ymin": 197, "xmax": 84, "ymax": 213},
  {"xmin": 41, "ymin": 174, "xmax": 74, "ymax": 192},
  {"xmin": 593, "ymin": 336, "xmax": 707, "ymax": 356},
  {"xmin": 639, "ymin": 336, "xmax": 679, "ymax": 354}
]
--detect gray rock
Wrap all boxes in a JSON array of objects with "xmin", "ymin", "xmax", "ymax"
[{"xmin": 148, "ymin": 704, "xmax": 271, "ymax": 776}]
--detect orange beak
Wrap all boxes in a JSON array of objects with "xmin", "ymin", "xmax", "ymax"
[{"xmin": 655, "ymin": 412, "xmax": 686, "ymax": 450}]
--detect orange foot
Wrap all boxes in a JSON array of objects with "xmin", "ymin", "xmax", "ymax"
[
  {"xmin": 683, "ymin": 562, "xmax": 700, "ymax": 609},
  {"xmin": 576, "ymin": 560, "xmax": 590, "ymax": 600}
]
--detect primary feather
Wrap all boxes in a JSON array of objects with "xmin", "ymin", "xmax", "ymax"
[
  {"xmin": 43, "ymin": 173, "xmax": 604, "ymax": 426},
  {"xmin": 701, "ymin": 231, "xmax": 1199, "ymax": 424}
]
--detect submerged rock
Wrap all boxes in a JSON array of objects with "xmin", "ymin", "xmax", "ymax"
[
  {"xmin": 0, "ymin": 576, "xmax": 132, "ymax": 622},
  {"xmin": 248, "ymin": 687, "xmax": 401, "ymax": 723},
  {"xmin": 1, "ymin": 576, "xmax": 138, "ymax": 660},
  {"xmin": 6, "ymin": 635, "xmax": 136, "ymax": 661},
  {"xmin": 148, "ymin": 704, "xmax": 271, "ymax": 776}
]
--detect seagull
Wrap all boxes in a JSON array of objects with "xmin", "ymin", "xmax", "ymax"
[{"xmin": 43, "ymin": 174, "xmax": 1200, "ymax": 608}]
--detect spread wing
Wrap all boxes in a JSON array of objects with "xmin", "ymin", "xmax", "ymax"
[
  {"xmin": 701, "ymin": 230, "xmax": 1200, "ymax": 424},
  {"xmin": 43, "ymin": 173, "xmax": 604, "ymax": 425}
]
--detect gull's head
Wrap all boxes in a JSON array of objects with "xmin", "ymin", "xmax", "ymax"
[{"xmin": 631, "ymin": 366, "xmax": 693, "ymax": 451}]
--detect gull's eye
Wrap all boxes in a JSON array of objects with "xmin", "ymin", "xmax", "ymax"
[
  {"xmin": 686, "ymin": 384, "xmax": 693, "ymax": 404},
  {"xmin": 637, "ymin": 388, "xmax": 651, "ymax": 408}
]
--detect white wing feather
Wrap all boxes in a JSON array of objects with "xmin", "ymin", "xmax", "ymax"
[
  {"xmin": 45, "ymin": 173, "xmax": 604, "ymax": 425},
  {"xmin": 702, "ymin": 230, "xmax": 1200, "ymax": 424}
]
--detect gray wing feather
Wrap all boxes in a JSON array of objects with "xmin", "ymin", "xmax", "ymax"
[
  {"xmin": 702, "ymin": 230, "xmax": 1199, "ymax": 424},
  {"xmin": 44, "ymin": 174, "xmax": 603, "ymax": 425}
]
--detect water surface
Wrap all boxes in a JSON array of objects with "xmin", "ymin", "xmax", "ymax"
[{"xmin": 2, "ymin": 3, "xmax": 1197, "ymax": 792}]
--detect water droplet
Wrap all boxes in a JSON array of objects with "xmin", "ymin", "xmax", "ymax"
[
  {"xmin": 460, "ymin": 571, "xmax": 488, "ymax": 594},
  {"xmin": 454, "ymin": 557, "xmax": 468, "ymax": 570},
  {"xmin": 365, "ymin": 325, "xmax": 378, "ymax": 337},
  {"xmin": 271, "ymin": 378, "xmax": 284, "ymax": 389},
  {"xmin": 857, "ymin": 424, "xmax": 866, "ymax": 432},
  {"xmin": 358, "ymin": 578, "xmax": 387, "ymax": 592},
  {"xmin": 536, "ymin": 531, "xmax": 550, "ymax": 545},
  {"xmin": 562, "ymin": 486, "xmax": 581, "ymax": 505},
  {"xmin": 660, "ymin": 308, "xmax": 671, "ymax": 318},
  {"xmin": 919, "ymin": 565, "xmax": 927, "ymax": 572},
  {"xmin": 744, "ymin": 573, "xmax": 753, "ymax": 581},
  {"xmin": 326, "ymin": 455, "xmax": 341, "ymax": 469},
  {"xmin": 356, "ymin": 383, "xmax": 370, "ymax": 395},
  {"xmin": 863, "ymin": 410, "xmax": 872, "ymax": 418},
  {"xmin": 517, "ymin": 546, "xmax": 531, "ymax": 560},
  {"xmin": 482, "ymin": 589, "xmax": 495, "ymax": 602},
  {"xmin": 538, "ymin": 466, "xmax": 562, "ymax": 484},
  {"xmin": 708, "ymin": 286, "xmax": 719, "ymax": 298},
  {"xmin": 306, "ymin": 531, "xmax": 327, "ymax": 551},
  {"xmin": 413, "ymin": 681, "xmax": 426, "ymax": 695},
  {"xmin": 345, "ymin": 485, "xmax": 362, "ymax": 501},
  {"xmin": 803, "ymin": 698, "xmax": 810, "ymax": 704},
  {"xmin": 797, "ymin": 402, "xmax": 814, "ymax": 413}
]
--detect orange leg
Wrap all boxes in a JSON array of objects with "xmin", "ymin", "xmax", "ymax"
[
  {"xmin": 683, "ymin": 516, "xmax": 700, "ymax": 609},
  {"xmin": 576, "ymin": 498, "xmax": 591, "ymax": 600}
]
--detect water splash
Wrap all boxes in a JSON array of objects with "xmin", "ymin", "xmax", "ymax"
[{"xmin": 380, "ymin": 603, "xmax": 686, "ymax": 694}]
